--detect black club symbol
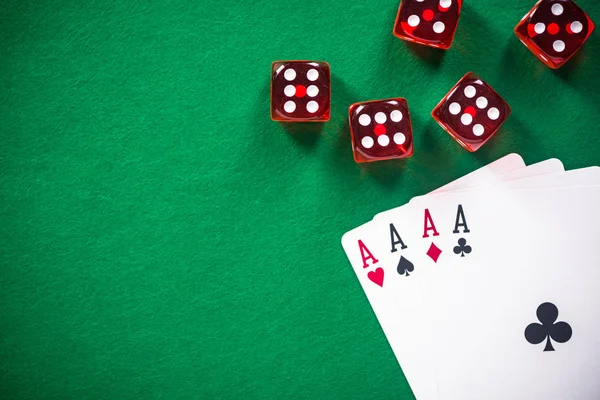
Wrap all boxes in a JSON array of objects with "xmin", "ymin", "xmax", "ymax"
[
  {"xmin": 525, "ymin": 302, "xmax": 572, "ymax": 352},
  {"xmin": 453, "ymin": 238, "xmax": 472, "ymax": 257}
]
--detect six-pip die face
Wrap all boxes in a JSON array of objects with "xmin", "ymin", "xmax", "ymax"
[
  {"xmin": 515, "ymin": 0, "xmax": 594, "ymax": 69},
  {"xmin": 432, "ymin": 73, "xmax": 511, "ymax": 152},
  {"xmin": 349, "ymin": 98, "xmax": 414, "ymax": 163},
  {"xmin": 393, "ymin": 0, "xmax": 463, "ymax": 50},
  {"xmin": 271, "ymin": 61, "xmax": 331, "ymax": 122}
]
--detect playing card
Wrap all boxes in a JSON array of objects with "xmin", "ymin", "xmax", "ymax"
[
  {"xmin": 396, "ymin": 168, "xmax": 600, "ymax": 306},
  {"xmin": 498, "ymin": 158, "xmax": 563, "ymax": 180},
  {"xmin": 374, "ymin": 153, "xmax": 527, "ymax": 224},
  {"xmin": 410, "ymin": 186, "xmax": 600, "ymax": 399},
  {"xmin": 360, "ymin": 163, "xmax": 592, "ymax": 399},
  {"xmin": 403, "ymin": 166, "xmax": 600, "ymax": 273},
  {"xmin": 342, "ymin": 221, "xmax": 428, "ymax": 395},
  {"xmin": 407, "ymin": 157, "xmax": 565, "ymax": 205},
  {"xmin": 432, "ymin": 153, "xmax": 526, "ymax": 193},
  {"xmin": 341, "ymin": 154, "xmax": 528, "ymax": 400},
  {"xmin": 342, "ymin": 152, "xmax": 597, "ymax": 399},
  {"xmin": 374, "ymin": 154, "xmax": 562, "ymax": 223},
  {"xmin": 484, "ymin": 166, "xmax": 600, "ymax": 190}
]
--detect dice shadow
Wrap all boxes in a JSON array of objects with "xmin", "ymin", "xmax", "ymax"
[
  {"xmin": 404, "ymin": 42, "xmax": 446, "ymax": 69},
  {"xmin": 262, "ymin": 71, "xmax": 323, "ymax": 150},
  {"xmin": 552, "ymin": 37, "xmax": 600, "ymax": 92},
  {"xmin": 419, "ymin": 119, "xmax": 456, "ymax": 165},
  {"xmin": 384, "ymin": 5, "xmax": 446, "ymax": 70},
  {"xmin": 450, "ymin": 3, "xmax": 504, "ymax": 71},
  {"xmin": 501, "ymin": 35, "xmax": 600, "ymax": 106},
  {"xmin": 327, "ymin": 75, "xmax": 468, "ymax": 190},
  {"xmin": 411, "ymin": 119, "xmax": 468, "ymax": 187},
  {"xmin": 329, "ymin": 78, "xmax": 371, "ymax": 182},
  {"xmin": 280, "ymin": 122, "xmax": 324, "ymax": 148},
  {"xmin": 242, "ymin": 77, "xmax": 322, "ymax": 180},
  {"xmin": 328, "ymin": 75, "xmax": 411, "ymax": 189},
  {"xmin": 472, "ymin": 114, "xmax": 538, "ymax": 163},
  {"xmin": 499, "ymin": 41, "xmax": 600, "ymax": 154},
  {"xmin": 360, "ymin": 158, "xmax": 412, "ymax": 189},
  {"xmin": 552, "ymin": 50, "xmax": 586, "ymax": 81},
  {"xmin": 329, "ymin": 75, "xmax": 357, "ymax": 164}
]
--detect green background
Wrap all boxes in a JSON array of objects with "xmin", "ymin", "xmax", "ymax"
[{"xmin": 1, "ymin": 0, "xmax": 599, "ymax": 398}]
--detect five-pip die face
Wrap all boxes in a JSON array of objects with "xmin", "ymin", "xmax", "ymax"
[
  {"xmin": 349, "ymin": 98, "xmax": 414, "ymax": 163},
  {"xmin": 271, "ymin": 61, "xmax": 331, "ymax": 122},
  {"xmin": 393, "ymin": 0, "xmax": 463, "ymax": 49},
  {"xmin": 432, "ymin": 73, "xmax": 511, "ymax": 152},
  {"xmin": 514, "ymin": 0, "xmax": 594, "ymax": 69}
]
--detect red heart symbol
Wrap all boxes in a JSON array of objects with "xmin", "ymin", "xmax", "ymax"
[{"xmin": 367, "ymin": 268, "xmax": 384, "ymax": 287}]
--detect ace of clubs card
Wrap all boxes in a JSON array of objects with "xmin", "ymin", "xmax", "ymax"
[{"xmin": 408, "ymin": 185, "xmax": 600, "ymax": 399}]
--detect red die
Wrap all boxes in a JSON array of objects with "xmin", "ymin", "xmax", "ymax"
[
  {"xmin": 432, "ymin": 73, "xmax": 511, "ymax": 152},
  {"xmin": 393, "ymin": 0, "xmax": 462, "ymax": 50},
  {"xmin": 349, "ymin": 98, "xmax": 414, "ymax": 163},
  {"xmin": 271, "ymin": 61, "xmax": 330, "ymax": 122},
  {"xmin": 515, "ymin": 0, "xmax": 594, "ymax": 69}
]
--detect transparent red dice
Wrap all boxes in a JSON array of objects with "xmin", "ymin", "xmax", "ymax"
[
  {"xmin": 271, "ymin": 61, "xmax": 331, "ymax": 122},
  {"xmin": 515, "ymin": 0, "xmax": 594, "ymax": 69},
  {"xmin": 393, "ymin": 0, "xmax": 463, "ymax": 49},
  {"xmin": 349, "ymin": 98, "xmax": 414, "ymax": 163},
  {"xmin": 432, "ymin": 73, "xmax": 511, "ymax": 152}
]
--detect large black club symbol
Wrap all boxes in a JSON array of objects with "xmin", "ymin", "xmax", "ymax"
[{"xmin": 524, "ymin": 302, "xmax": 572, "ymax": 352}]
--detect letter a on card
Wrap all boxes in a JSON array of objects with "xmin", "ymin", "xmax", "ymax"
[
  {"xmin": 453, "ymin": 204, "xmax": 470, "ymax": 234},
  {"xmin": 390, "ymin": 223, "xmax": 408, "ymax": 253},
  {"xmin": 423, "ymin": 209, "xmax": 440, "ymax": 238},
  {"xmin": 357, "ymin": 240, "xmax": 383, "ymax": 287},
  {"xmin": 358, "ymin": 240, "xmax": 379, "ymax": 269}
]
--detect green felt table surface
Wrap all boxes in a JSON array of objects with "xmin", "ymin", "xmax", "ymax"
[{"xmin": 1, "ymin": 0, "xmax": 599, "ymax": 399}]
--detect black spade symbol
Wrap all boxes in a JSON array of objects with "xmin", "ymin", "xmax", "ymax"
[{"xmin": 397, "ymin": 256, "xmax": 414, "ymax": 277}]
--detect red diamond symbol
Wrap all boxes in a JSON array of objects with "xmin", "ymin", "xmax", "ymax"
[{"xmin": 426, "ymin": 243, "xmax": 442, "ymax": 263}]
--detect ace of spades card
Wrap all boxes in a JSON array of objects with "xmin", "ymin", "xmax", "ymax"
[{"xmin": 409, "ymin": 186, "xmax": 600, "ymax": 399}]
